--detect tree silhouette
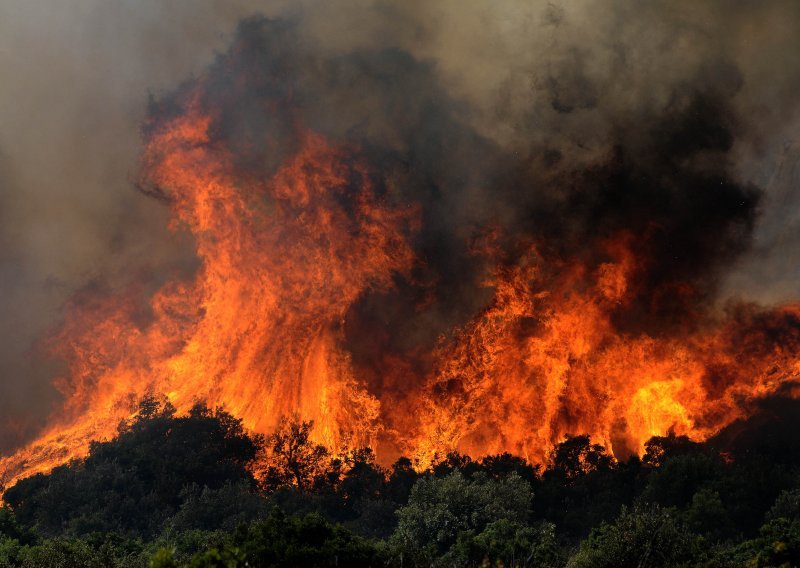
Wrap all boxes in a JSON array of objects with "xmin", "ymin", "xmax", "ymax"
[{"xmin": 260, "ymin": 415, "xmax": 330, "ymax": 492}]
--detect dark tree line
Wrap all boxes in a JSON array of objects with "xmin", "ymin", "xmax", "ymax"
[{"xmin": 2, "ymin": 396, "xmax": 800, "ymax": 566}]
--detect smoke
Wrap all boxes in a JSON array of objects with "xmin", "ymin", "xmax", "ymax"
[{"xmin": 1, "ymin": 0, "xmax": 800, "ymax": 453}]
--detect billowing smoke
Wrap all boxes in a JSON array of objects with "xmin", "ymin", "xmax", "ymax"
[
  {"xmin": 1, "ymin": 1, "xmax": 800, "ymax": 463},
  {"xmin": 145, "ymin": 15, "xmax": 767, "ymax": 391}
]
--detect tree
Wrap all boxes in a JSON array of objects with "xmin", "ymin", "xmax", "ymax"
[
  {"xmin": 390, "ymin": 471, "xmax": 533, "ymax": 565},
  {"xmin": 767, "ymin": 488, "xmax": 800, "ymax": 522},
  {"xmin": 386, "ymin": 457, "xmax": 419, "ymax": 505},
  {"xmin": 535, "ymin": 435, "xmax": 630, "ymax": 538},
  {"xmin": 173, "ymin": 508, "xmax": 382, "ymax": 568},
  {"xmin": 736, "ymin": 517, "xmax": 800, "ymax": 568},
  {"xmin": 338, "ymin": 448, "xmax": 386, "ymax": 507},
  {"xmin": 335, "ymin": 448, "xmax": 395, "ymax": 537},
  {"xmin": 430, "ymin": 452, "xmax": 476, "ymax": 478},
  {"xmin": 549, "ymin": 435, "xmax": 614, "ymax": 480},
  {"xmin": 479, "ymin": 453, "xmax": 540, "ymax": 484},
  {"xmin": 165, "ymin": 481, "xmax": 271, "ymax": 533},
  {"xmin": 0, "ymin": 536, "xmax": 22, "ymax": 567},
  {"xmin": 683, "ymin": 488, "xmax": 733, "ymax": 541},
  {"xmin": 259, "ymin": 416, "xmax": 330, "ymax": 492},
  {"xmin": 642, "ymin": 433, "xmax": 702, "ymax": 468},
  {"xmin": 567, "ymin": 503, "xmax": 705, "ymax": 568},
  {"xmin": 639, "ymin": 452, "xmax": 722, "ymax": 509},
  {"xmin": 449, "ymin": 519, "xmax": 563, "ymax": 568},
  {"xmin": 16, "ymin": 538, "xmax": 107, "ymax": 568},
  {"xmin": 0, "ymin": 506, "xmax": 34, "ymax": 545},
  {"xmin": 3, "ymin": 397, "xmax": 263, "ymax": 538}
]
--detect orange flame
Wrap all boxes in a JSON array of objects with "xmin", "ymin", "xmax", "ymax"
[
  {"xmin": 411, "ymin": 236, "xmax": 800, "ymax": 466},
  {"xmin": 0, "ymin": 92, "xmax": 418, "ymax": 487},
  {"xmin": 2, "ymin": 88, "xmax": 800, "ymax": 488}
]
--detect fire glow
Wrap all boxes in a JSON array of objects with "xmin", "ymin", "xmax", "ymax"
[{"xmin": 2, "ymin": 20, "xmax": 800, "ymax": 489}]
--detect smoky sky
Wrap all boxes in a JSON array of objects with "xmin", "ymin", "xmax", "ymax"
[{"xmin": 1, "ymin": 0, "xmax": 800, "ymax": 452}]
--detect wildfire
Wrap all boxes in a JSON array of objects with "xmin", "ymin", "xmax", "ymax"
[
  {"xmin": 412, "ymin": 237, "xmax": 800, "ymax": 465},
  {"xmin": 0, "ymin": 89, "xmax": 418, "ymax": 487},
  {"xmin": 2, "ymin": 27, "xmax": 800, "ymax": 489}
]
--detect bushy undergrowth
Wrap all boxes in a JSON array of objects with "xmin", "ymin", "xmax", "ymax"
[{"xmin": 2, "ymin": 397, "xmax": 800, "ymax": 567}]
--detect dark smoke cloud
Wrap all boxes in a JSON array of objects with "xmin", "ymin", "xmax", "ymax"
[
  {"xmin": 1, "ymin": 1, "xmax": 800, "ymax": 451},
  {"xmin": 143, "ymin": 16, "xmax": 503, "ymax": 370},
  {"xmin": 503, "ymin": 89, "xmax": 762, "ymax": 333},
  {"xmin": 142, "ymin": 14, "xmax": 778, "ymax": 383}
]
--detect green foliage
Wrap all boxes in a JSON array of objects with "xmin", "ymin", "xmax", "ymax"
[
  {"xmin": 16, "ymin": 538, "xmax": 107, "ymax": 568},
  {"xmin": 148, "ymin": 529, "xmax": 227, "ymax": 565},
  {"xmin": 390, "ymin": 470, "xmax": 533, "ymax": 565},
  {"xmin": 165, "ymin": 482, "xmax": 271, "ymax": 533},
  {"xmin": 724, "ymin": 488, "xmax": 800, "ymax": 567},
  {"xmin": 185, "ymin": 546, "xmax": 246, "ymax": 567},
  {"xmin": 566, "ymin": 503, "xmax": 706, "ymax": 568},
  {"xmin": 535, "ymin": 435, "xmax": 635, "ymax": 537},
  {"xmin": 236, "ymin": 509, "xmax": 380, "ymax": 567},
  {"xmin": 178, "ymin": 508, "xmax": 382, "ymax": 568},
  {"xmin": 3, "ymin": 397, "xmax": 264, "ymax": 538},
  {"xmin": 150, "ymin": 547, "xmax": 179, "ymax": 568},
  {"xmin": 713, "ymin": 458, "xmax": 795, "ymax": 536},
  {"xmin": 81, "ymin": 532, "xmax": 148, "ymax": 567},
  {"xmin": 386, "ymin": 457, "xmax": 420, "ymax": 505},
  {"xmin": 266, "ymin": 442, "xmax": 402, "ymax": 538},
  {"xmin": 0, "ymin": 536, "xmax": 22, "ymax": 568},
  {"xmin": 736, "ymin": 517, "xmax": 800, "ymax": 567},
  {"xmin": 0, "ymin": 506, "xmax": 34, "ymax": 545},
  {"xmin": 639, "ymin": 446, "xmax": 795, "ymax": 538},
  {"xmin": 5, "ymin": 397, "xmax": 800, "ymax": 567},
  {"xmin": 684, "ymin": 488, "xmax": 732, "ymax": 540},
  {"xmin": 767, "ymin": 488, "xmax": 800, "ymax": 522},
  {"xmin": 449, "ymin": 519, "xmax": 564, "ymax": 568},
  {"xmin": 640, "ymin": 452, "xmax": 722, "ymax": 508}
]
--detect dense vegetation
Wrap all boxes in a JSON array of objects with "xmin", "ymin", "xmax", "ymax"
[{"xmin": 2, "ymin": 397, "xmax": 800, "ymax": 567}]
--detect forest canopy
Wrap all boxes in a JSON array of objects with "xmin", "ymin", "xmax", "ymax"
[{"xmin": 1, "ymin": 396, "xmax": 800, "ymax": 567}]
